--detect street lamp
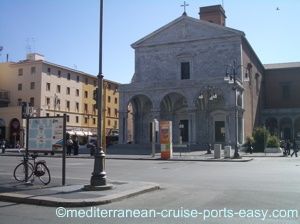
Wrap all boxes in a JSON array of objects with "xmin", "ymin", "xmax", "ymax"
[
  {"xmin": 84, "ymin": 0, "xmax": 112, "ymax": 190},
  {"xmin": 224, "ymin": 60, "xmax": 250, "ymax": 159},
  {"xmin": 198, "ymin": 85, "xmax": 218, "ymax": 154}
]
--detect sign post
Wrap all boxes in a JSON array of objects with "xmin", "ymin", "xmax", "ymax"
[
  {"xmin": 62, "ymin": 114, "xmax": 66, "ymax": 185},
  {"xmin": 160, "ymin": 121, "xmax": 173, "ymax": 160}
]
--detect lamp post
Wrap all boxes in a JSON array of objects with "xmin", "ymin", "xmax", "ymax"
[
  {"xmin": 198, "ymin": 85, "xmax": 218, "ymax": 154},
  {"xmin": 224, "ymin": 60, "xmax": 250, "ymax": 159},
  {"xmin": 84, "ymin": 0, "xmax": 112, "ymax": 190},
  {"xmin": 179, "ymin": 123, "xmax": 184, "ymax": 145}
]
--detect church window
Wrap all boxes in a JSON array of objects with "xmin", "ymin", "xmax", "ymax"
[{"xmin": 181, "ymin": 62, "xmax": 190, "ymax": 80}]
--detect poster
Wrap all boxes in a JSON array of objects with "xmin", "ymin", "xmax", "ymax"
[
  {"xmin": 28, "ymin": 117, "xmax": 64, "ymax": 151},
  {"xmin": 160, "ymin": 121, "xmax": 173, "ymax": 159}
]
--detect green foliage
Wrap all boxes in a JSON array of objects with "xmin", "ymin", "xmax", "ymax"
[
  {"xmin": 246, "ymin": 136, "xmax": 254, "ymax": 145},
  {"xmin": 267, "ymin": 135, "xmax": 280, "ymax": 148},
  {"xmin": 252, "ymin": 127, "xmax": 270, "ymax": 152}
]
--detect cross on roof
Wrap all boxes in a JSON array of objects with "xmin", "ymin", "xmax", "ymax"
[{"xmin": 181, "ymin": 1, "xmax": 189, "ymax": 15}]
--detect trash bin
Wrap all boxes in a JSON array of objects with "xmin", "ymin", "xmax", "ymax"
[
  {"xmin": 224, "ymin": 146, "xmax": 232, "ymax": 158},
  {"xmin": 214, "ymin": 144, "xmax": 221, "ymax": 159}
]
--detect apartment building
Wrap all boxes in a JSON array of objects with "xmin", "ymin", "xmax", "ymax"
[{"xmin": 0, "ymin": 53, "xmax": 119, "ymax": 146}]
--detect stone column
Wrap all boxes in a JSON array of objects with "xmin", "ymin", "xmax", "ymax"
[
  {"xmin": 238, "ymin": 108, "xmax": 245, "ymax": 144},
  {"xmin": 188, "ymin": 108, "xmax": 197, "ymax": 145},
  {"xmin": 197, "ymin": 110, "xmax": 206, "ymax": 145},
  {"xmin": 227, "ymin": 109, "xmax": 236, "ymax": 147},
  {"xmin": 118, "ymin": 111, "xmax": 128, "ymax": 144},
  {"xmin": 150, "ymin": 109, "xmax": 160, "ymax": 144}
]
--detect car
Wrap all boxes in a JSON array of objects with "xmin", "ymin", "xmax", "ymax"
[{"xmin": 52, "ymin": 139, "xmax": 63, "ymax": 153}]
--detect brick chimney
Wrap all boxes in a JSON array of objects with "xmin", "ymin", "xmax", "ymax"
[{"xmin": 199, "ymin": 5, "xmax": 226, "ymax": 26}]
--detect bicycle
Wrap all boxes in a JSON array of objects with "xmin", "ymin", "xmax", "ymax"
[{"xmin": 13, "ymin": 153, "xmax": 51, "ymax": 185}]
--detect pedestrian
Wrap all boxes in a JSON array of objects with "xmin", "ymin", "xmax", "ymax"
[
  {"xmin": 285, "ymin": 139, "xmax": 291, "ymax": 156},
  {"xmin": 66, "ymin": 137, "xmax": 73, "ymax": 156},
  {"xmin": 291, "ymin": 140, "xmax": 298, "ymax": 157},
  {"xmin": 16, "ymin": 141, "xmax": 21, "ymax": 153},
  {"xmin": 1, "ymin": 139, "xmax": 5, "ymax": 153},
  {"xmin": 73, "ymin": 135, "xmax": 79, "ymax": 155},
  {"xmin": 247, "ymin": 141, "xmax": 253, "ymax": 154}
]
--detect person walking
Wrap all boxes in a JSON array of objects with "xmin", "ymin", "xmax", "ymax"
[
  {"xmin": 73, "ymin": 135, "xmax": 79, "ymax": 155},
  {"xmin": 285, "ymin": 139, "xmax": 291, "ymax": 156},
  {"xmin": 291, "ymin": 140, "xmax": 298, "ymax": 157},
  {"xmin": 66, "ymin": 137, "xmax": 73, "ymax": 156}
]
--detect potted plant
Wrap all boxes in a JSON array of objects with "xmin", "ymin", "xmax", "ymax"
[
  {"xmin": 265, "ymin": 135, "xmax": 282, "ymax": 153},
  {"xmin": 253, "ymin": 127, "xmax": 269, "ymax": 152}
]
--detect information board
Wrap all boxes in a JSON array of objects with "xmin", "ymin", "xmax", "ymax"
[
  {"xmin": 28, "ymin": 117, "xmax": 64, "ymax": 151},
  {"xmin": 160, "ymin": 121, "xmax": 173, "ymax": 159}
]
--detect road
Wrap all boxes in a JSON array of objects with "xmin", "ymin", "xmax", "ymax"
[{"xmin": 0, "ymin": 155, "xmax": 300, "ymax": 224}]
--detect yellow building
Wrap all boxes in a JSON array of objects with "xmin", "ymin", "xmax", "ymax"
[
  {"xmin": 0, "ymin": 53, "xmax": 120, "ymax": 146},
  {"xmin": 103, "ymin": 80, "xmax": 119, "ymax": 135}
]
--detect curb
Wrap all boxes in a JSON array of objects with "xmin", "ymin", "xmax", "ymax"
[
  {"xmin": 0, "ymin": 183, "xmax": 160, "ymax": 207},
  {"xmin": 106, "ymin": 157, "xmax": 254, "ymax": 162},
  {"xmin": 0, "ymin": 153, "xmax": 254, "ymax": 162}
]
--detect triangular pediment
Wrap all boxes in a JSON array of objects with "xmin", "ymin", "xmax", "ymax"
[{"xmin": 132, "ymin": 15, "xmax": 244, "ymax": 48}]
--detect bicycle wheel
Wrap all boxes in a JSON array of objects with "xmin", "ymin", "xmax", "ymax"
[
  {"xmin": 13, "ymin": 162, "xmax": 34, "ymax": 182},
  {"xmin": 35, "ymin": 162, "xmax": 51, "ymax": 185}
]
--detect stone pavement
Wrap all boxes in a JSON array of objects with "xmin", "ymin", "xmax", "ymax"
[
  {"xmin": 0, "ymin": 178, "xmax": 159, "ymax": 207},
  {"xmin": 0, "ymin": 149, "xmax": 283, "ymax": 207},
  {"xmin": 1, "ymin": 148, "xmax": 269, "ymax": 162}
]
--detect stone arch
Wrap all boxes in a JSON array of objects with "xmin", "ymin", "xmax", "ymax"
[
  {"xmin": 160, "ymin": 92, "xmax": 188, "ymax": 114},
  {"xmin": 127, "ymin": 94, "xmax": 153, "ymax": 144},
  {"xmin": 160, "ymin": 92, "xmax": 189, "ymax": 143},
  {"xmin": 129, "ymin": 94, "xmax": 153, "ymax": 115},
  {"xmin": 194, "ymin": 86, "xmax": 225, "ymax": 111},
  {"xmin": 279, "ymin": 117, "xmax": 292, "ymax": 140}
]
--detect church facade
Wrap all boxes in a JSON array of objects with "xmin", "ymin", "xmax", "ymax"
[{"xmin": 118, "ymin": 5, "xmax": 264, "ymax": 149}]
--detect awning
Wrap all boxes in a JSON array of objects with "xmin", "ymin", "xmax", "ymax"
[
  {"xmin": 67, "ymin": 130, "xmax": 75, "ymax": 135},
  {"xmin": 84, "ymin": 131, "xmax": 93, "ymax": 136},
  {"xmin": 75, "ymin": 131, "xmax": 85, "ymax": 136}
]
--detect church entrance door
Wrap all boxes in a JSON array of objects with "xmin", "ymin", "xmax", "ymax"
[
  {"xmin": 179, "ymin": 120, "xmax": 189, "ymax": 143},
  {"xmin": 215, "ymin": 121, "xmax": 225, "ymax": 142}
]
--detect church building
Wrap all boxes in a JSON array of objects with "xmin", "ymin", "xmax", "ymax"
[{"xmin": 118, "ymin": 5, "xmax": 264, "ymax": 149}]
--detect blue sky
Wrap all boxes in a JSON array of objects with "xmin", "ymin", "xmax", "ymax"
[{"xmin": 0, "ymin": 0, "xmax": 299, "ymax": 84}]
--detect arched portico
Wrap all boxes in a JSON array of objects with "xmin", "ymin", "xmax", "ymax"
[
  {"xmin": 127, "ymin": 94, "xmax": 153, "ymax": 144},
  {"xmin": 160, "ymin": 92, "xmax": 189, "ymax": 144},
  {"xmin": 194, "ymin": 86, "xmax": 227, "ymax": 146}
]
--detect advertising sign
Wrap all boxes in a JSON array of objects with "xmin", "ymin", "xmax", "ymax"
[
  {"xmin": 160, "ymin": 121, "xmax": 173, "ymax": 159},
  {"xmin": 28, "ymin": 117, "xmax": 64, "ymax": 152}
]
